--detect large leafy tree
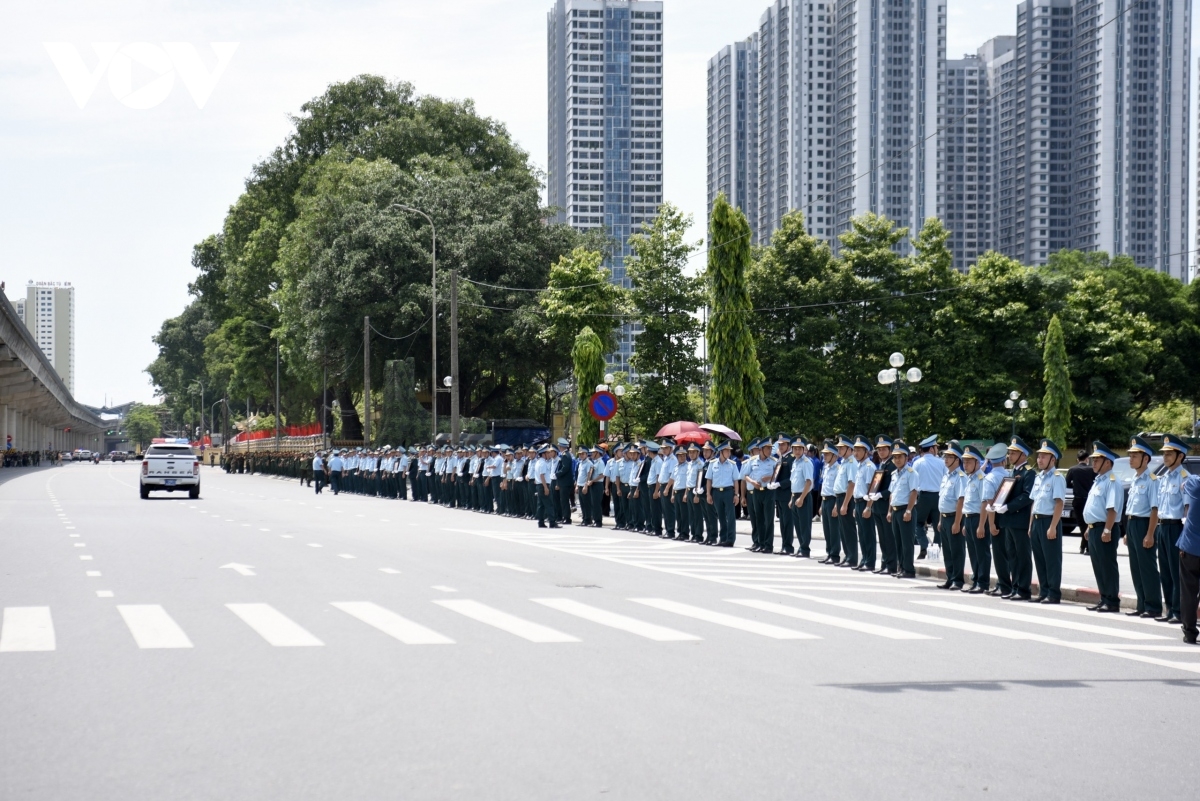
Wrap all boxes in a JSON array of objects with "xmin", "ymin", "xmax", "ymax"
[
  {"xmin": 572, "ymin": 327, "xmax": 607, "ymax": 446},
  {"xmin": 1042, "ymin": 314, "xmax": 1074, "ymax": 447},
  {"xmin": 626, "ymin": 204, "xmax": 703, "ymax": 427},
  {"xmin": 706, "ymin": 194, "xmax": 767, "ymax": 438}
]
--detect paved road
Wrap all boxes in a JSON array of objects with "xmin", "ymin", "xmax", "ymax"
[{"xmin": 2, "ymin": 463, "xmax": 1197, "ymax": 800}]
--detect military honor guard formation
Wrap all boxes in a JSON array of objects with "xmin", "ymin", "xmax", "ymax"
[{"xmin": 231, "ymin": 429, "xmax": 1200, "ymax": 646}]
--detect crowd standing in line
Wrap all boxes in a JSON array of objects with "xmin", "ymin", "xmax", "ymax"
[
  {"xmin": 228, "ymin": 431, "xmax": 1200, "ymax": 645},
  {"xmin": 1, "ymin": 449, "xmax": 50, "ymax": 468}
]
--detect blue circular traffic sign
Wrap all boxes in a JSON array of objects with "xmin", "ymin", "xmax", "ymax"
[{"xmin": 589, "ymin": 390, "xmax": 618, "ymax": 421}]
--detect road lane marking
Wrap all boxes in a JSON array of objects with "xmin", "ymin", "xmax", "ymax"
[
  {"xmin": 533, "ymin": 598, "xmax": 699, "ymax": 641},
  {"xmin": 379, "ymin": 568, "xmax": 401, "ymax": 574},
  {"xmin": 431, "ymin": 586, "xmax": 457, "ymax": 592},
  {"xmin": 79, "ymin": 555, "xmax": 92, "ymax": 561},
  {"xmin": 86, "ymin": 571, "xmax": 101, "ymax": 577},
  {"xmin": 338, "ymin": 554, "xmax": 356, "ymax": 559},
  {"xmin": 260, "ymin": 528, "xmax": 270, "ymax": 532},
  {"xmin": 914, "ymin": 600, "xmax": 1169, "ymax": 641},
  {"xmin": 630, "ymin": 598, "xmax": 817, "ymax": 640},
  {"xmin": 728, "ymin": 599, "xmax": 935, "ymax": 640},
  {"xmin": 280, "ymin": 535, "xmax": 293, "ymax": 539},
  {"xmin": 97, "ymin": 591, "xmax": 114, "ymax": 598},
  {"xmin": 69, "ymin": 534, "xmax": 79, "ymax": 538},
  {"xmin": 486, "ymin": 561, "xmax": 537, "ymax": 573},
  {"xmin": 332, "ymin": 602, "xmax": 454, "ymax": 645},
  {"xmin": 0, "ymin": 607, "xmax": 55, "ymax": 652},
  {"xmin": 307, "ymin": 543, "xmax": 323, "ymax": 548},
  {"xmin": 74, "ymin": 543, "xmax": 86, "ymax": 548},
  {"xmin": 434, "ymin": 600, "xmax": 579, "ymax": 643},
  {"xmin": 226, "ymin": 604, "xmax": 324, "ymax": 647},
  {"xmin": 117, "ymin": 605, "xmax": 194, "ymax": 649}
]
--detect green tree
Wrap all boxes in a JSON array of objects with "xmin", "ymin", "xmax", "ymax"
[
  {"xmin": 125, "ymin": 404, "xmax": 162, "ymax": 449},
  {"xmin": 626, "ymin": 203, "xmax": 704, "ymax": 427},
  {"xmin": 572, "ymin": 327, "xmax": 607, "ymax": 446},
  {"xmin": 1139, "ymin": 400, "xmax": 1197, "ymax": 437},
  {"xmin": 1042, "ymin": 314, "xmax": 1074, "ymax": 446},
  {"xmin": 540, "ymin": 246, "xmax": 627, "ymax": 353},
  {"xmin": 706, "ymin": 194, "xmax": 767, "ymax": 438}
]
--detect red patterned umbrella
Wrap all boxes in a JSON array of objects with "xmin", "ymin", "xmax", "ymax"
[
  {"xmin": 672, "ymin": 430, "xmax": 711, "ymax": 446},
  {"xmin": 655, "ymin": 421, "xmax": 703, "ymax": 438}
]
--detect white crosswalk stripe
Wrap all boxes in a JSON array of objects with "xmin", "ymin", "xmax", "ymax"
[
  {"xmin": 533, "ymin": 598, "xmax": 700, "ymax": 641},
  {"xmin": 0, "ymin": 607, "xmax": 55, "ymax": 652},
  {"xmin": 434, "ymin": 599, "xmax": 579, "ymax": 643},
  {"xmin": 332, "ymin": 602, "xmax": 454, "ymax": 645},
  {"xmin": 914, "ymin": 600, "xmax": 1170, "ymax": 641},
  {"xmin": 728, "ymin": 599, "xmax": 936, "ymax": 640},
  {"xmin": 630, "ymin": 598, "xmax": 817, "ymax": 639},
  {"xmin": 226, "ymin": 603, "xmax": 324, "ymax": 647},
  {"xmin": 117, "ymin": 605, "xmax": 194, "ymax": 649}
]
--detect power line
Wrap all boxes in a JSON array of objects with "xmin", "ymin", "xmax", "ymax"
[{"xmin": 369, "ymin": 316, "xmax": 431, "ymax": 341}]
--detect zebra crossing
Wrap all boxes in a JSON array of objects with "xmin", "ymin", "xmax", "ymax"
[{"xmin": 2, "ymin": 592, "xmax": 1198, "ymax": 675}]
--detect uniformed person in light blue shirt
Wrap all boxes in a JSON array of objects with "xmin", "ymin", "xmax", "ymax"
[
  {"xmin": 980, "ymin": 444, "xmax": 1009, "ymax": 595},
  {"xmin": 646, "ymin": 442, "xmax": 665, "ymax": 535},
  {"xmin": 1027, "ymin": 438, "xmax": 1067, "ymax": 603},
  {"xmin": 740, "ymin": 441, "xmax": 760, "ymax": 547},
  {"xmin": 706, "ymin": 441, "xmax": 739, "ymax": 546},
  {"xmin": 788, "ymin": 438, "xmax": 815, "ymax": 557},
  {"xmin": 960, "ymin": 445, "xmax": 988, "ymax": 593},
  {"xmin": 836, "ymin": 435, "xmax": 860, "ymax": 567},
  {"xmin": 850, "ymin": 435, "xmax": 877, "ymax": 570},
  {"xmin": 1155, "ymin": 433, "xmax": 1190, "ymax": 624},
  {"xmin": 819, "ymin": 440, "xmax": 842, "ymax": 563},
  {"xmin": 656, "ymin": 441, "xmax": 676, "ymax": 537},
  {"xmin": 1123, "ymin": 435, "xmax": 1162, "ymax": 617},
  {"xmin": 1083, "ymin": 441, "xmax": 1125, "ymax": 612},
  {"xmin": 887, "ymin": 439, "xmax": 919, "ymax": 578},
  {"xmin": 749, "ymin": 440, "xmax": 778, "ymax": 552},
  {"xmin": 936, "ymin": 442, "xmax": 968, "ymax": 589},
  {"xmin": 912, "ymin": 434, "xmax": 946, "ymax": 555}
]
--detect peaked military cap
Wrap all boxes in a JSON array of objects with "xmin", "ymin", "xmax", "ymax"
[
  {"xmin": 875, "ymin": 435, "xmax": 894, "ymax": 449},
  {"xmin": 1089, "ymin": 440, "xmax": 1118, "ymax": 462},
  {"xmin": 962, "ymin": 444, "xmax": 984, "ymax": 462},
  {"xmin": 645, "ymin": 442, "xmax": 660, "ymax": 453},
  {"xmin": 891, "ymin": 439, "xmax": 908, "ymax": 454},
  {"xmin": 557, "ymin": 438, "xmax": 570, "ymax": 448},
  {"xmin": 853, "ymin": 434, "xmax": 871, "ymax": 449},
  {"xmin": 985, "ymin": 443, "xmax": 1008, "ymax": 462},
  {"xmin": 1006, "ymin": 436, "xmax": 1031, "ymax": 456},
  {"xmin": 1037, "ymin": 438, "xmax": 1062, "ymax": 461},
  {"xmin": 716, "ymin": 441, "xmax": 732, "ymax": 453},
  {"xmin": 918, "ymin": 434, "xmax": 939, "ymax": 449},
  {"xmin": 944, "ymin": 441, "xmax": 964, "ymax": 460},
  {"xmin": 686, "ymin": 442, "xmax": 700, "ymax": 452},
  {"xmin": 836, "ymin": 434, "xmax": 853, "ymax": 449},
  {"xmin": 1127, "ymin": 435, "xmax": 1154, "ymax": 458},
  {"xmin": 821, "ymin": 439, "xmax": 838, "ymax": 456},
  {"xmin": 1161, "ymin": 433, "xmax": 1189, "ymax": 454}
]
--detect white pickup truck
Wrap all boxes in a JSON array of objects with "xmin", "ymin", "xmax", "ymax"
[{"xmin": 140, "ymin": 442, "xmax": 201, "ymax": 499}]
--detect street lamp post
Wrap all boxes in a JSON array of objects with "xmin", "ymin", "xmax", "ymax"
[
  {"xmin": 595, "ymin": 373, "xmax": 626, "ymax": 441},
  {"xmin": 1005, "ymin": 390, "xmax": 1029, "ymax": 438},
  {"xmin": 389, "ymin": 203, "xmax": 446, "ymax": 442},
  {"xmin": 876, "ymin": 352, "xmax": 924, "ymax": 438}
]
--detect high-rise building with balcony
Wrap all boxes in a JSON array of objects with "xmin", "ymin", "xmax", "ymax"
[
  {"xmin": 547, "ymin": 0, "xmax": 663, "ymax": 370},
  {"xmin": 15, "ymin": 281, "xmax": 75, "ymax": 394},
  {"xmin": 707, "ymin": 36, "xmax": 759, "ymax": 242}
]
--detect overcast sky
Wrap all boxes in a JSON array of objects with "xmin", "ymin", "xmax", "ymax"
[{"xmin": 0, "ymin": 0, "xmax": 1194, "ymax": 406}]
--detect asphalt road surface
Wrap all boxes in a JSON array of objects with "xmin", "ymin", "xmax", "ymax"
[{"xmin": 2, "ymin": 462, "xmax": 1198, "ymax": 800}]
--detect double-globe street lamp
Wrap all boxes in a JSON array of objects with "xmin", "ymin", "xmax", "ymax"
[
  {"xmin": 877, "ymin": 352, "xmax": 923, "ymax": 438},
  {"xmin": 1005, "ymin": 390, "xmax": 1029, "ymax": 437},
  {"xmin": 595, "ymin": 373, "xmax": 626, "ymax": 439}
]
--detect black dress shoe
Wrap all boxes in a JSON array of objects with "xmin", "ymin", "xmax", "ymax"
[
  {"xmin": 1011, "ymin": 594, "xmax": 1032, "ymax": 602},
  {"xmin": 917, "ymin": 549, "xmax": 927, "ymax": 560},
  {"xmin": 718, "ymin": 542, "xmax": 733, "ymax": 547},
  {"xmin": 1184, "ymin": 633, "xmax": 1198, "ymax": 645},
  {"xmin": 1086, "ymin": 604, "xmax": 1103, "ymax": 611},
  {"xmin": 968, "ymin": 586, "xmax": 986, "ymax": 594},
  {"xmin": 872, "ymin": 567, "xmax": 888, "ymax": 575},
  {"xmin": 761, "ymin": 549, "xmax": 774, "ymax": 555},
  {"xmin": 1154, "ymin": 615, "xmax": 1171, "ymax": 622},
  {"xmin": 1000, "ymin": 592, "xmax": 1013, "ymax": 599},
  {"xmin": 1125, "ymin": 610, "xmax": 1143, "ymax": 617},
  {"xmin": 538, "ymin": 523, "xmax": 547, "ymax": 528},
  {"xmin": 952, "ymin": 585, "xmax": 964, "ymax": 591},
  {"xmin": 549, "ymin": 524, "xmax": 561, "ymax": 529},
  {"xmin": 1098, "ymin": 605, "xmax": 1120, "ymax": 613},
  {"xmin": 1167, "ymin": 616, "xmax": 1183, "ymax": 625},
  {"xmin": 1141, "ymin": 612, "xmax": 1159, "ymax": 618},
  {"xmin": 898, "ymin": 571, "xmax": 917, "ymax": 579},
  {"xmin": 1040, "ymin": 598, "xmax": 1060, "ymax": 604},
  {"xmin": 938, "ymin": 581, "xmax": 953, "ymax": 590}
]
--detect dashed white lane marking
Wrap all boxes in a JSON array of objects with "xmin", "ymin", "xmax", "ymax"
[
  {"xmin": 435, "ymin": 600, "xmax": 579, "ymax": 643},
  {"xmin": 914, "ymin": 600, "xmax": 1169, "ymax": 641},
  {"xmin": 338, "ymin": 554, "xmax": 356, "ymax": 560},
  {"xmin": 260, "ymin": 528, "xmax": 270, "ymax": 532},
  {"xmin": 332, "ymin": 602, "xmax": 454, "ymax": 645},
  {"xmin": 307, "ymin": 543, "xmax": 323, "ymax": 548},
  {"xmin": 79, "ymin": 555, "xmax": 93, "ymax": 561},
  {"xmin": 73, "ymin": 543, "xmax": 86, "ymax": 548},
  {"xmin": 0, "ymin": 607, "xmax": 56, "ymax": 652},
  {"xmin": 379, "ymin": 568, "xmax": 401, "ymax": 574},
  {"xmin": 226, "ymin": 604, "xmax": 324, "ymax": 647},
  {"xmin": 431, "ymin": 585, "xmax": 457, "ymax": 592},
  {"xmin": 69, "ymin": 534, "xmax": 79, "ymax": 538},
  {"xmin": 533, "ymin": 598, "xmax": 700, "ymax": 642},
  {"xmin": 630, "ymin": 598, "xmax": 817, "ymax": 640},
  {"xmin": 97, "ymin": 591, "xmax": 114, "ymax": 598},
  {"xmin": 65, "ymin": 527, "xmax": 75, "ymax": 530},
  {"xmin": 729, "ymin": 599, "xmax": 936, "ymax": 640},
  {"xmin": 86, "ymin": 571, "xmax": 101, "ymax": 577},
  {"xmin": 280, "ymin": 535, "xmax": 294, "ymax": 539},
  {"xmin": 117, "ymin": 605, "xmax": 194, "ymax": 649}
]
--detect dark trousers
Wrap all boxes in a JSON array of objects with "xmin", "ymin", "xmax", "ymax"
[
  {"xmin": 757, "ymin": 489, "xmax": 775, "ymax": 551},
  {"xmin": 578, "ymin": 487, "xmax": 592, "ymax": 524},
  {"xmin": 965, "ymin": 515, "xmax": 990, "ymax": 589},
  {"xmin": 690, "ymin": 496, "xmax": 705, "ymax": 541},
  {"xmin": 874, "ymin": 497, "xmax": 895, "ymax": 570},
  {"xmin": 1030, "ymin": 515, "xmax": 1062, "ymax": 602},
  {"xmin": 837, "ymin": 494, "xmax": 858, "ymax": 564},
  {"xmin": 702, "ymin": 493, "xmax": 718, "ymax": 543},
  {"xmin": 314, "ymin": 469, "xmax": 325, "ymax": 494},
  {"xmin": 591, "ymin": 484, "xmax": 604, "ymax": 524},
  {"xmin": 775, "ymin": 488, "xmax": 794, "ymax": 551},
  {"xmin": 1179, "ymin": 550, "xmax": 1200, "ymax": 640},
  {"xmin": 891, "ymin": 508, "xmax": 915, "ymax": 575},
  {"xmin": 329, "ymin": 471, "xmax": 341, "ymax": 494},
  {"xmin": 1005, "ymin": 523, "xmax": 1033, "ymax": 597},
  {"xmin": 940, "ymin": 514, "xmax": 965, "ymax": 587},
  {"xmin": 1124, "ymin": 516, "xmax": 1161, "ymax": 615},
  {"xmin": 631, "ymin": 488, "xmax": 647, "ymax": 531},
  {"xmin": 1087, "ymin": 522, "xmax": 1121, "ymax": 608},
  {"xmin": 821, "ymin": 496, "xmax": 840, "ymax": 559},
  {"xmin": 673, "ymin": 490, "xmax": 689, "ymax": 538},
  {"xmin": 559, "ymin": 481, "xmax": 574, "ymax": 524},
  {"xmin": 914, "ymin": 491, "xmax": 939, "ymax": 548},
  {"xmin": 661, "ymin": 488, "xmax": 676, "ymax": 535},
  {"xmin": 713, "ymin": 487, "xmax": 736, "ymax": 544},
  {"xmin": 855, "ymin": 499, "xmax": 876, "ymax": 568},
  {"xmin": 792, "ymin": 494, "xmax": 813, "ymax": 555},
  {"xmin": 1158, "ymin": 521, "xmax": 1183, "ymax": 617},
  {"xmin": 990, "ymin": 522, "xmax": 1011, "ymax": 594},
  {"xmin": 648, "ymin": 487, "xmax": 663, "ymax": 534},
  {"xmin": 537, "ymin": 486, "xmax": 557, "ymax": 526}
]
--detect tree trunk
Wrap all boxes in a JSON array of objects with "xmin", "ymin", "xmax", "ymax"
[{"xmin": 338, "ymin": 382, "xmax": 363, "ymax": 441}]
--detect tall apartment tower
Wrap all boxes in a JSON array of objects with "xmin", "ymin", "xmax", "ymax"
[
  {"xmin": 977, "ymin": 36, "xmax": 1017, "ymax": 258},
  {"xmin": 831, "ymin": 0, "xmax": 945, "ymax": 253},
  {"xmin": 547, "ymin": 0, "xmax": 663, "ymax": 370},
  {"xmin": 15, "ymin": 282, "xmax": 75, "ymax": 394},
  {"xmin": 995, "ymin": 0, "xmax": 1189, "ymax": 276},
  {"xmin": 942, "ymin": 54, "xmax": 983, "ymax": 271},
  {"xmin": 707, "ymin": 36, "xmax": 759, "ymax": 242}
]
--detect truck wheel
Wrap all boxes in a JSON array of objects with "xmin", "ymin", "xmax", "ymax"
[
  {"xmin": 140, "ymin": 483, "xmax": 150, "ymax": 499},
  {"xmin": 189, "ymin": 486, "xmax": 200, "ymax": 500}
]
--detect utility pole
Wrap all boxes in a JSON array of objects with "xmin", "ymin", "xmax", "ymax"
[
  {"xmin": 450, "ymin": 269, "xmax": 460, "ymax": 446},
  {"xmin": 363, "ymin": 315, "xmax": 372, "ymax": 445},
  {"xmin": 274, "ymin": 338, "xmax": 281, "ymax": 449},
  {"xmin": 322, "ymin": 354, "xmax": 328, "ymax": 451}
]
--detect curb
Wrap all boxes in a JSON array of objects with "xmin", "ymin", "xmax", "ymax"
[{"xmin": 912, "ymin": 563, "xmax": 1134, "ymax": 610}]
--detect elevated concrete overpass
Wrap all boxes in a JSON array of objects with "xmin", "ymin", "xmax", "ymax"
[{"xmin": 0, "ymin": 292, "xmax": 104, "ymax": 452}]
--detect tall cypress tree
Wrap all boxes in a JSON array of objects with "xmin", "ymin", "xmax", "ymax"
[
  {"xmin": 572, "ymin": 326, "xmax": 607, "ymax": 446},
  {"xmin": 706, "ymin": 194, "xmax": 768, "ymax": 438},
  {"xmin": 1042, "ymin": 313, "xmax": 1074, "ymax": 447}
]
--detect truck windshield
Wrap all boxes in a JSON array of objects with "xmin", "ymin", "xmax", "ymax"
[{"xmin": 146, "ymin": 445, "xmax": 196, "ymax": 457}]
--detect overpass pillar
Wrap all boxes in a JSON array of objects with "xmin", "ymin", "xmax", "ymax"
[{"xmin": 0, "ymin": 405, "xmax": 6, "ymax": 451}]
